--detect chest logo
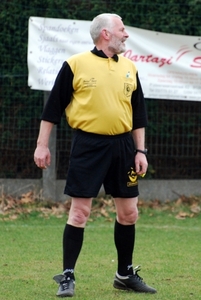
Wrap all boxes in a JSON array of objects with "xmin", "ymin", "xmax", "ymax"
[
  {"xmin": 124, "ymin": 83, "xmax": 133, "ymax": 97},
  {"xmin": 83, "ymin": 78, "xmax": 97, "ymax": 88}
]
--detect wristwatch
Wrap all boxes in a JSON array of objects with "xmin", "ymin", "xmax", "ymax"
[{"xmin": 135, "ymin": 149, "xmax": 148, "ymax": 155}]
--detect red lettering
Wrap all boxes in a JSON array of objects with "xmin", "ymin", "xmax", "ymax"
[
  {"xmin": 131, "ymin": 55, "xmax": 139, "ymax": 62},
  {"xmin": 166, "ymin": 57, "xmax": 173, "ymax": 65},
  {"xmin": 151, "ymin": 57, "xmax": 159, "ymax": 64},
  {"xmin": 159, "ymin": 58, "xmax": 167, "ymax": 67},
  {"xmin": 190, "ymin": 56, "xmax": 201, "ymax": 68},
  {"xmin": 124, "ymin": 49, "xmax": 132, "ymax": 58},
  {"xmin": 146, "ymin": 55, "xmax": 153, "ymax": 62},
  {"xmin": 123, "ymin": 50, "xmax": 139, "ymax": 62},
  {"xmin": 138, "ymin": 55, "xmax": 146, "ymax": 62},
  {"xmin": 123, "ymin": 49, "xmax": 172, "ymax": 67}
]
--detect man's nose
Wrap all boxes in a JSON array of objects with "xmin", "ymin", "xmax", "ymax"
[{"xmin": 125, "ymin": 30, "xmax": 129, "ymax": 38}]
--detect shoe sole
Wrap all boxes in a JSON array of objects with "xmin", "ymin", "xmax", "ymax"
[
  {"xmin": 56, "ymin": 293, "xmax": 74, "ymax": 297},
  {"xmin": 113, "ymin": 281, "xmax": 157, "ymax": 294},
  {"xmin": 113, "ymin": 282, "xmax": 134, "ymax": 292},
  {"xmin": 56, "ymin": 289, "xmax": 74, "ymax": 297}
]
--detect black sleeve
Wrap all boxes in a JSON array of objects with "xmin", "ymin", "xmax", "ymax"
[
  {"xmin": 41, "ymin": 61, "xmax": 74, "ymax": 124},
  {"xmin": 131, "ymin": 72, "xmax": 148, "ymax": 130}
]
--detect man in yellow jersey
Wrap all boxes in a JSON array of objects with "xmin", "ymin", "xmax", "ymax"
[{"xmin": 34, "ymin": 13, "xmax": 156, "ymax": 297}]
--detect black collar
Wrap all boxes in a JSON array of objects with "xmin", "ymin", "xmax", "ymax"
[{"xmin": 91, "ymin": 47, "xmax": 119, "ymax": 62}]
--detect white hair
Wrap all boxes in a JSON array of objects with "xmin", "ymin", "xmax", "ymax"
[{"xmin": 90, "ymin": 13, "xmax": 122, "ymax": 44}]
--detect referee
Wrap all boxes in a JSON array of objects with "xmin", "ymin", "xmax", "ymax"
[{"xmin": 34, "ymin": 13, "xmax": 156, "ymax": 297}]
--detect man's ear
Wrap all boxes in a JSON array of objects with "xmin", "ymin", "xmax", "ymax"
[{"xmin": 101, "ymin": 29, "xmax": 110, "ymax": 40}]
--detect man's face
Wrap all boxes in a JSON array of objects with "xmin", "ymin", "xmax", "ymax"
[{"xmin": 108, "ymin": 18, "xmax": 129, "ymax": 54}]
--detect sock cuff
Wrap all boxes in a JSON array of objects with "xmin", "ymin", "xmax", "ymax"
[
  {"xmin": 65, "ymin": 224, "xmax": 84, "ymax": 240},
  {"xmin": 116, "ymin": 271, "xmax": 129, "ymax": 279},
  {"xmin": 63, "ymin": 268, "xmax": 74, "ymax": 274},
  {"xmin": 115, "ymin": 219, "xmax": 135, "ymax": 235}
]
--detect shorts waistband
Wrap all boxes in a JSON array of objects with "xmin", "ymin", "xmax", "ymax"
[{"xmin": 74, "ymin": 129, "xmax": 131, "ymax": 139}]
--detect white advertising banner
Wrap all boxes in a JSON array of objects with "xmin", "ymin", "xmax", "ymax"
[{"xmin": 27, "ymin": 16, "xmax": 201, "ymax": 101}]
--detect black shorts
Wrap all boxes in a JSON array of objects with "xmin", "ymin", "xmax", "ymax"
[{"xmin": 64, "ymin": 130, "xmax": 139, "ymax": 198}]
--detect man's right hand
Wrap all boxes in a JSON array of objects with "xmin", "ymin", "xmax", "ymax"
[{"xmin": 34, "ymin": 145, "xmax": 51, "ymax": 169}]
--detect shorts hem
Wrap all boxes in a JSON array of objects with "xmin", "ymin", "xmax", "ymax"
[
  {"xmin": 64, "ymin": 191, "xmax": 99, "ymax": 198},
  {"xmin": 110, "ymin": 192, "xmax": 139, "ymax": 198}
]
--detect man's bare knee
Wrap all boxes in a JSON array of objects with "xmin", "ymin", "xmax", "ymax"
[
  {"xmin": 69, "ymin": 208, "xmax": 90, "ymax": 226},
  {"xmin": 68, "ymin": 198, "xmax": 92, "ymax": 227},
  {"xmin": 114, "ymin": 197, "xmax": 138, "ymax": 225},
  {"xmin": 117, "ymin": 209, "xmax": 138, "ymax": 225}
]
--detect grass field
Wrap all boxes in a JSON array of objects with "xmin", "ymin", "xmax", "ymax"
[{"xmin": 0, "ymin": 205, "xmax": 200, "ymax": 300}]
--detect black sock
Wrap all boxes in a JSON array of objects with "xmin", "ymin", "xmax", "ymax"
[
  {"xmin": 63, "ymin": 224, "xmax": 84, "ymax": 276},
  {"xmin": 114, "ymin": 219, "xmax": 135, "ymax": 276}
]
